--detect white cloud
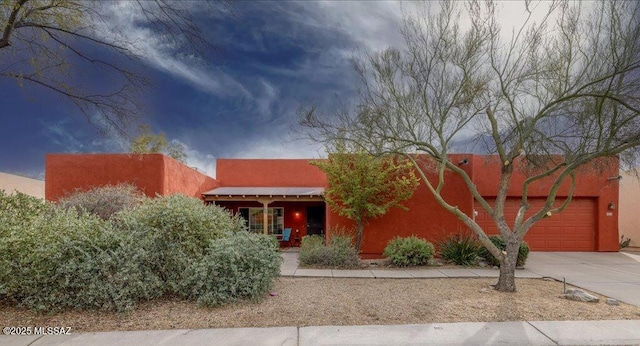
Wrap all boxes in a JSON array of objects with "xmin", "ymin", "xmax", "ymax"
[
  {"xmin": 41, "ymin": 120, "xmax": 84, "ymax": 153},
  {"xmin": 171, "ymin": 139, "xmax": 217, "ymax": 177},
  {"xmin": 228, "ymin": 134, "xmax": 326, "ymax": 160},
  {"xmin": 255, "ymin": 79, "xmax": 279, "ymax": 121},
  {"xmin": 96, "ymin": 2, "xmax": 251, "ymax": 98},
  {"xmin": 311, "ymin": 1, "xmax": 408, "ymax": 52}
]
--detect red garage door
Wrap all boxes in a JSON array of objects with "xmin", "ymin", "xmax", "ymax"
[{"xmin": 475, "ymin": 198, "xmax": 596, "ymax": 251}]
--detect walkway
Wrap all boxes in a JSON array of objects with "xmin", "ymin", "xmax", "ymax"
[
  {"xmin": 281, "ymin": 250, "xmax": 542, "ymax": 278},
  {"xmin": 5, "ymin": 320, "xmax": 640, "ymax": 345}
]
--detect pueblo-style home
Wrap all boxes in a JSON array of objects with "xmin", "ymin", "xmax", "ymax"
[{"xmin": 46, "ymin": 153, "xmax": 620, "ymax": 256}]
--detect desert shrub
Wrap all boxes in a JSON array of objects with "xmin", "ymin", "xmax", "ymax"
[
  {"xmin": 438, "ymin": 232, "xmax": 482, "ymax": 266},
  {"xmin": 0, "ymin": 207, "xmax": 162, "ymax": 312},
  {"xmin": 300, "ymin": 234, "xmax": 325, "ymax": 249},
  {"xmin": 57, "ymin": 183, "xmax": 144, "ymax": 220},
  {"xmin": 299, "ymin": 234, "xmax": 359, "ymax": 268},
  {"xmin": 0, "ymin": 193, "xmax": 279, "ymax": 313},
  {"xmin": 479, "ymin": 235, "xmax": 530, "ymax": 267},
  {"xmin": 182, "ymin": 232, "xmax": 282, "ymax": 306},
  {"xmin": 113, "ymin": 194, "xmax": 245, "ymax": 292},
  {"xmin": 0, "ymin": 190, "xmax": 50, "ymax": 235},
  {"xmin": 383, "ymin": 235, "xmax": 434, "ymax": 267}
]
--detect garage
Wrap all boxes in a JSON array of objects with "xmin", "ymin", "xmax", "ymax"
[{"xmin": 475, "ymin": 197, "xmax": 596, "ymax": 251}]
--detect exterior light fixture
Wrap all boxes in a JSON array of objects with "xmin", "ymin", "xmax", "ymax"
[
  {"xmin": 608, "ymin": 202, "xmax": 616, "ymax": 210},
  {"xmin": 607, "ymin": 175, "xmax": 622, "ymax": 181},
  {"xmin": 458, "ymin": 159, "xmax": 469, "ymax": 165}
]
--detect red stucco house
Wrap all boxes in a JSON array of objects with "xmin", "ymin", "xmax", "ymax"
[{"xmin": 45, "ymin": 153, "xmax": 620, "ymax": 256}]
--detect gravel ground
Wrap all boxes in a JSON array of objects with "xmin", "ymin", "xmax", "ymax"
[{"xmin": 2, "ymin": 277, "xmax": 639, "ymax": 333}]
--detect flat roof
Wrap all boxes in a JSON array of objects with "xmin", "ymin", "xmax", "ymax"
[{"xmin": 202, "ymin": 187, "xmax": 324, "ymax": 197}]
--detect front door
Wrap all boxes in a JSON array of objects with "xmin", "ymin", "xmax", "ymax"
[{"xmin": 306, "ymin": 206, "xmax": 325, "ymax": 236}]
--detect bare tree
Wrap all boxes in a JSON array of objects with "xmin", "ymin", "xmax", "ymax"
[
  {"xmin": 0, "ymin": 0, "xmax": 229, "ymax": 137},
  {"xmin": 301, "ymin": 0, "xmax": 640, "ymax": 292}
]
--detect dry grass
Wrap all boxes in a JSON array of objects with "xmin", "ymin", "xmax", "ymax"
[{"xmin": 1, "ymin": 277, "xmax": 639, "ymax": 333}]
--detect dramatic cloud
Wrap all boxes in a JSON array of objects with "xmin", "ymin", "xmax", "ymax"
[
  {"xmin": 0, "ymin": 1, "xmax": 433, "ymax": 176},
  {"xmin": 98, "ymin": 2, "xmax": 251, "ymax": 98}
]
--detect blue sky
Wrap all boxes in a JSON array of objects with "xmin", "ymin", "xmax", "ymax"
[{"xmin": 0, "ymin": 1, "xmax": 411, "ymax": 179}]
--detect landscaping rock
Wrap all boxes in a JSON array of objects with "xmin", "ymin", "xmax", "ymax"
[
  {"xmin": 606, "ymin": 298, "xmax": 619, "ymax": 306},
  {"xmin": 269, "ymin": 291, "xmax": 278, "ymax": 297},
  {"xmin": 478, "ymin": 261, "xmax": 488, "ymax": 268},
  {"xmin": 492, "ymin": 266, "xmax": 499, "ymax": 270},
  {"xmin": 561, "ymin": 288, "xmax": 599, "ymax": 303},
  {"xmin": 478, "ymin": 288, "xmax": 491, "ymax": 293}
]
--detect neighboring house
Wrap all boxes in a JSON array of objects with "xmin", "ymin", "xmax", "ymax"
[
  {"xmin": 45, "ymin": 153, "xmax": 620, "ymax": 256},
  {"xmin": 619, "ymin": 170, "xmax": 640, "ymax": 249},
  {"xmin": 0, "ymin": 172, "xmax": 45, "ymax": 199}
]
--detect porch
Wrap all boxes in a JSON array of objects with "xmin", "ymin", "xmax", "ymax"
[{"xmin": 202, "ymin": 187, "xmax": 327, "ymax": 246}]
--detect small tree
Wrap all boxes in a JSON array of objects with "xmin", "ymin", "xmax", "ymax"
[
  {"xmin": 130, "ymin": 125, "xmax": 187, "ymax": 163},
  {"xmin": 302, "ymin": 1, "xmax": 640, "ymax": 291},
  {"xmin": 311, "ymin": 145, "xmax": 419, "ymax": 252}
]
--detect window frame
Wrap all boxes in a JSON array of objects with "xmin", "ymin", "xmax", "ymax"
[{"xmin": 238, "ymin": 207, "xmax": 284, "ymax": 235}]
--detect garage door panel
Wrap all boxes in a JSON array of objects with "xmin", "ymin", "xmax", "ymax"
[{"xmin": 475, "ymin": 198, "xmax": 596, "ymax": 251}]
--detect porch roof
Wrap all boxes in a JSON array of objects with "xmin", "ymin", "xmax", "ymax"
[{"xmin": 202, "ymin": 187, "xmax": 324, "ymax": 201}]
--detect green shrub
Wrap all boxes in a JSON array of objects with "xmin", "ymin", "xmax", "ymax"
[
  {"xmin": 113, "ymin": 194, "xmax": 245, "ymax": 292},
  {"xmin": 0, "ymin": 190, "xmax": 50, "ymax": 235},
  {"xmin": 57, "ymin": 183, "xmax": 144, "ymax": 220},
  {"xmin": 182, "ymin": 232, "xmax": 282, "ymax": 306},
  {"xmin": 0, "ymin": 207, "xmax": 162, "ymax": 312},
  {"xmin": 299, "ymin": 234, "xmax": 359, "ymax": 268},
  {"xmin": 383, "ymin": 235, "xmax": 434, "ymax": 267},
  {"xmin": 438, "ymin": 232, "xmax": 482, "ymax": 266},
  {"xmin": 300, "ymin": 234, "xmax": 325, "ymax": 249},
  {"xmin": 0, "ymin": 192, "xmax": 277, "ymax": 313},
  {"xmin": 479, "ymin": 235, "xmax": 530, "ymax": 267}
]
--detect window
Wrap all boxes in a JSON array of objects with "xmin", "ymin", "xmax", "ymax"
[{"xmin": 238, "ymin": 207, "xmax": 284, "ymax": 234}]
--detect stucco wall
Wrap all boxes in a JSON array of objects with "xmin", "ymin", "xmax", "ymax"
[
  {"xmin": 620, "ymin": 171, "xmax": 640, "ymax": 248},
  {"xmin": 45, "ymin": 154, "xmax": 217, "ymax": 201},
  {"xmin": 329, "ymin": 154, "xmax": 474, "ymax": 256},
  {"xmin": 163, "ymin": 155, "xmax": 219, "ymax": 197},
  {"xmin": 471, "ymin": 155, "xmax": 620, "ymax": 251},
  {"xmin": 0, "ymin": 172, "xmax": 45, "ymax": 199},
  {"xmin": 327, "ymin": 155, "xmax": 620, "ymax": 255},
  {"xmin": 216, "ymin": 159, "xmax": 327, "ymax": 187}
]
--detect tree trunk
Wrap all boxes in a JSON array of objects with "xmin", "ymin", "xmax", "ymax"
[
  {"xmin": 494, "ymin": 235, "xmax": 521, "ymax": 292},
  {"xmin": 354, "ymin": 220, "xmax": 364, "ymax": 252}
]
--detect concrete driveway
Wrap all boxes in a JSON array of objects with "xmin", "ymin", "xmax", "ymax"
[{"xmin": 526, "ymin": 251, "xmax": 640, "ymax": 306}]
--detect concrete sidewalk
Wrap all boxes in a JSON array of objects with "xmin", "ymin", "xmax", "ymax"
[{"xmin": 4, "ymin": 320, "xmax": 640, "ymax": 345}]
